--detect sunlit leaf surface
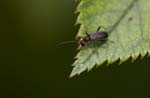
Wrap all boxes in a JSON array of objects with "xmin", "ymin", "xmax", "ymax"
[{"xmin": 70, "ymin": 0, "xmax": 150, "ymax": 77}]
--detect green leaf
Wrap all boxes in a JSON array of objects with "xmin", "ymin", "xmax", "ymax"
[{"xmin": 70, "ymin": 0, "xmax": 150, "ymax": 77}]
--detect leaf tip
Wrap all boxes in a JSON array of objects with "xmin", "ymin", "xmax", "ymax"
[
  {"xmin": 69, "ymin": 69, "xmax": 77, "ymax": 78},
  {"xmin": 69, "ymin": 66, "xmax": 79, "ymax": 78}
]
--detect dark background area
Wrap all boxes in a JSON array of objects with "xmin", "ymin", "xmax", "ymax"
[{"xmin": 0, "ymin": 0, "xmax": 150, "ymax": 98}]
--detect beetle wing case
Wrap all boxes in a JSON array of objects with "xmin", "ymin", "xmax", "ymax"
[{"xmin": 89, "ymin": 31, "xmax": 108, "ymax": 41}]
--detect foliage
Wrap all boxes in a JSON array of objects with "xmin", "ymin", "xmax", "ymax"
[{"xmin": 70, "ymin": 0, "xmax": 150, "ymax": 77}]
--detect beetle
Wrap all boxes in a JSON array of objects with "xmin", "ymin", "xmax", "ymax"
[
  {"xmin": 78, "ymin": 26, "xmax": 108, "ymax": 49},
  {"xmin": 57, "ymin": 26, "xmax": 108, "ymax": 50}
]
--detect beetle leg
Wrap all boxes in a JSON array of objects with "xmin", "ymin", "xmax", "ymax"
[
  {"xmin": 96, "ymin": 26, "xmax": 101, "ymax": 32},
  {"xmin": 97, "ymin": 26, "xmax": 108, "ymax": 32},
  {"xmin": 86, "ymin": 32, "xmax": 90, "ymax": 37}
]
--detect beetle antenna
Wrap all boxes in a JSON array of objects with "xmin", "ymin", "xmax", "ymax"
[{"xmin": 56, "ymin": 40, "xmax": 77, "ymax": 46}]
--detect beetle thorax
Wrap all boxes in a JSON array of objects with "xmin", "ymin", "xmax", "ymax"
[{"xmin": 78, "ymin": 38, "xmax": 85, "ymax": 47}]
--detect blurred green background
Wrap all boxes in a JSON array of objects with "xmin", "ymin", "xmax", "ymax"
[{"xmin": 0, "ymin": 0, "xmax": 150, "ymax": 98}]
